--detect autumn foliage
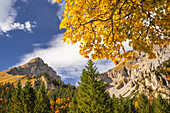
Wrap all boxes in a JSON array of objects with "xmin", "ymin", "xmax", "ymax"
[
  {"xmin": 50, "ymin": 96, "xmax": 72, "ymax": 113},
  {"xmin": 149, "ymin": 95, "xmax": 153, "ymax": 104},
  {"xmin": 0, "ymin": 83, "xmax": 168, "ymax": 113},
  {"xmin": 55, "ymin": 0, "xmax": 169, "ymax": 64}
]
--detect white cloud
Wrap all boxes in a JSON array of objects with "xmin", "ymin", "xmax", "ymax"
[
  {"xmin": 25, "ymin": 21, "xmax": 33, "ymax": 32},
  {"xmin": 32, "ymin": 43, "xmax": 44, "ymax": 47},
  {"xmin": 47, "ymin": 0, "xmax": 56, "ymax": 4},
  {"xmin": 0, "ymin": 0, "xmax": 36, "ymax": 34},
  {"xmin": 56, "ymin": 0, "xmax": 65, "ymax": 21},
  {"xmin": 15, "ymin": 34, "xmax": 115, "ymax": 85},
  {"xmin": 122, "ymin": 39, "xmax": 133, "ymax": 51},
  {"xmin": 48, "ymin": 0, "xmax": 65, "ymax": 21}
]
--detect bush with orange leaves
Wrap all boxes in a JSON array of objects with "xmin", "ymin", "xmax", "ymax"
[
  {"xmin": 50, "ymin": 96, "xmax": 72, "ymax": 113},
  {"xmin": 4, "ymin": 99, "xmax": 8, "ymax": 103},
  {"xmin": 50, "ymin": 99, "xmax": 56, "ymax": 113},
  {"xmin": 5, "ymin": 87, "xmax": 9, "ymax": 91},
  {"xmin": 167, "ymin": 75, "xmax": 170, "ymax": 81},
  {"xmin": 149, "ymin": 96, "xmax": 153, "ymax": 104},
  {"xmin": 134, "ymin": 94, "xmax": 139, "ymax": 109},
  {"xmin": 135, "ymin": 101, "xmax": 139, "ymax": 109}
]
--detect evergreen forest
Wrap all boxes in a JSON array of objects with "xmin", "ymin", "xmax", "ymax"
[{"xmin": 0, "ymin": 60, "xmax": 169, "ymax": 113}]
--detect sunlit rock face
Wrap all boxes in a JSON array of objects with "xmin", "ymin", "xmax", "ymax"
[
  {"xmin": 98, "ymin": 45, "xmax": 170, "ymax": 99},
  {"xmin": 8, "ymin": 57, "xmax": 61, "ymax": 81}
]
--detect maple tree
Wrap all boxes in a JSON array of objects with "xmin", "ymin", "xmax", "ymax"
[{"xmin": 55, "ymin": 0, "xmax": 169, "ymax": 64}]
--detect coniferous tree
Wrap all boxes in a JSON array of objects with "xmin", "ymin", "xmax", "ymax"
[
  {"xmin": 145, "ymin": 103, "xmax": 152, "ymax": 113},
  {"xmin": 128, "ymin": 99, "xmax": 132, "ymax": 113},
  {"xmin": 128, "ymin": 98, "xmax": 136, "ymax": 113},
  {"xmin": 153, "ymin": 94, "xmax": 169, "ymax": 113},
  {"xmin": 119, "ymin": 94, "xmax": 126, "ymax": 113},
  {"xmin": 68, "ymin": 96, "xmax": 78, "ymax": 113},
  {"xmin": 112, "ymin": 95, "xmax": 120, "ymax": 113},
  {"xmin": 138, "ymin": 93, "xmax": 149, "ymax": 113},
  {"xmin": 77, "ymin": 59, "xmax": 113, "ymax": 113},
  {"xmin": 106, "ymin": 95, "xmax": 114, "ymax": 113},
  {"xmin": 8, "ymin": 80, "xmax": 23, "ymax": 113},
  {"xmin": 21, "ymin": 80, "xmax": 36, "ymax": 113},
  {"xmin": 34, "ymin": 82, "xmax": 50, "ymax": 113}
]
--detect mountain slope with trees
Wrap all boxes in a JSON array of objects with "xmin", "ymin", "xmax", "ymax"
[{"xmin": 0, "ymin": 59, "xmax": 169, "ymax": 113}]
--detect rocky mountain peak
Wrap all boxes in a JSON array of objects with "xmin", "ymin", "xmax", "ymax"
[
  {"xmin": 21, "ymin": 57, "xmax": 45, "ymax": 68},
  {"xmin": 7, "ymin": 57, "xmax": 61, "ymax": 81},
  {"xmin": 29, "ymin": 57, "xmax": 44, "ymax": 63}
]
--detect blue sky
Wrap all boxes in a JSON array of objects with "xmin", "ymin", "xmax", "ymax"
[{"xmin": 0, "ymin": 0, "xmax": 132, "ymax": 85}]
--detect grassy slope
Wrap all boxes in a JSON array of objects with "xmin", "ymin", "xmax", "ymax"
[{"xmin": 0, "ymin": 70, "xmax": 26, "ymax": 84}]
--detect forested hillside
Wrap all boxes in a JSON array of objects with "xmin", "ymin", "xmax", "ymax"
[{"xmin": 0, "ymin": 60, "xmax": 169, "ymax": 113}]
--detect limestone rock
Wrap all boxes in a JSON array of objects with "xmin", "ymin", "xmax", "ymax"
[
  {"xmin": 41, "ymin": 76, "xmax": 48, "ymax": 89},
  {"xmin": 116, "ymin": 81, "xmax": 124, "ymax": 89},
  {"xmin": 32, "ymin": 80, "xmax": 41, "ymax": 88},
  {"xmin": 98, "ymin": 45, "xmax": 170, "ymax": 99},
  {"xmin": 130, "ymin": 81, "xmax": 135, "ymax": 88}
]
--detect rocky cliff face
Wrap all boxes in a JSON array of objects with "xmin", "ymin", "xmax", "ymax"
[
  {"xmin": 8, "ymin": 57, "xmax": 61, "ymax": 81},
  {"xmin": 98, "ymin": 45, "xmax": 170, "ymax": 99},
  {"xmin": 0, "ymin": 57, "xmax": 62, "ymax": 90}
]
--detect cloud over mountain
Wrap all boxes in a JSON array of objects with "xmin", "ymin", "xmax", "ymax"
[{"xmin": 15, "ymin": 34, "xmax": 115, "ymax": 84}]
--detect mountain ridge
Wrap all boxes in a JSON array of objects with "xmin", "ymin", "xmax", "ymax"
[
  {"xmin": 0, "ymin": 46, "xmax": 169, "ymax": 99},
  {"xmin": 0, "ymin": 57, "xmax": 61, "ymax": 87},
  {"xmin": 98, "ymin": 45, "xmax": 170, "ymax": 99}
]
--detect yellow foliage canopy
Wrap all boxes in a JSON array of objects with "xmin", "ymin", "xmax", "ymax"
[{"xmin": 54, "ymin": 0, "xmax": 170, "ymax": 65}]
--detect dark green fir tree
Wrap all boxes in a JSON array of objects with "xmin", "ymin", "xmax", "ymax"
[
  {"xmin": 128, "ymin": 98, "xmax": 136, "ymax": 113},
  {"xmin": 77, "ymin": 59, "xmax": 113, "ymax": 113},
  {"xmin": 8, "ymin": 80, "xmax": 23, "ymax": 113},
  {"xmin": 21, "ymin": 80, "xmax": 36, "ymax": 113},
  {"xmin": 68, "ymin": 96, "xmax": 77, "ymax": 113},
  {"xmin": 34, "ymin": 82, "xmax": 50, "ymax": 113},
  {"xmin": 112, "ymin": 94, "xmax": 120, "ymax": 113},
  {"xmin": 153, "ymin": 94, "xmax": 169, "ymax": 113},
  {"xmin": 138, "ymin": 93, "xmax": 149, "ymax": 113}
]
